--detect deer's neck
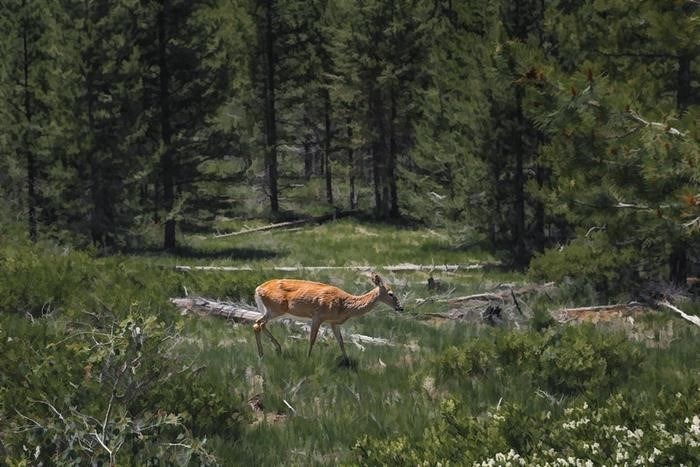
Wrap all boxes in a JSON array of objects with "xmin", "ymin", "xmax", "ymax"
[{"xmin": 344, "ymin": 287, "xmax": 381, "ymax": 318}]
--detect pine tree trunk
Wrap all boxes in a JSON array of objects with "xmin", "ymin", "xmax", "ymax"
[
  {"xmin": 370, "ymin": 92, "xmax": 383, "ymax": 217},
  {"xmin": 388, "ymin": 90, "xmax": 399, "ymax": 218},
  {"xmin": 323, "ymin": 89, "xmax": 333, "ymax": 205},
  {"xmin": 303, "ymin": 129, "xmax": 312, "ymax": 180},
  {"xmin": 22, "ymin": 16, "xmax": 37, "ymax": 242},
  {"xmin": 669, "ymin": 242, "xmax": 688, "ymax": 286},
  {"xmin": 347, "ymin": 119, "xmax": 356, "ymax": 210},
  {"xmin": 372, "ymin": 146, "xmax": 383, "ymax": 217},
  {"xmin": 84, "ymin": 33, "xmax": 105, "ymax": 247},
  {"xmin": 534, "ymin": 164, "xmax": 546, "ymax": 252},
  {"xmin": 264, "ymin": 0, "xmax": 279, "ymax": 215},
  {"xmin": 677, "ymin": 53, "xmax": 691, "ymax": 114},
  {"xmin": 513, "ymin": 86, "xmax": 527, "ymax": 267},
  {"xmin": 158, "ymin": 2, "xmax": 176, "ymax": 251},
  {"xmin": 668, "ymin": 52, "xmax": 692, "ymax": 284}
]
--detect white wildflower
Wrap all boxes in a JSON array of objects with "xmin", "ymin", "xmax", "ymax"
[{"xmin": 689, "ymin": 415, "xmax": 700, "ymax": 436}]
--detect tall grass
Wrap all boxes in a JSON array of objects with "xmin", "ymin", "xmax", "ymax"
[{"xmin": 2, "ymin": 220, "xmax": 698, "ymax": 465}]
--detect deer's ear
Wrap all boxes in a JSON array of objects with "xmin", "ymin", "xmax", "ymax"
[{"xmin": 371, "ymin": 272, "xmax": 384, "ymax": 287}]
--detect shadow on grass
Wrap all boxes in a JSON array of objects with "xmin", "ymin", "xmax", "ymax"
[
  {"xmin": 335, "ymin": 355, "xmax": 359, "ymax": 371},
  {"xmin": 129, "ymin": 245, "xmax": 282, "ymax": 261}
]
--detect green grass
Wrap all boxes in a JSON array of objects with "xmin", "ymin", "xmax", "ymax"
[{"xmin": 1, "ymin": 219, "xmax": 699, "ymax": 465}]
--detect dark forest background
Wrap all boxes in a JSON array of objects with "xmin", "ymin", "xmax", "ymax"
[{"xmin": 2, "ymin": 0, "xmax": 699, "ymax": 287}]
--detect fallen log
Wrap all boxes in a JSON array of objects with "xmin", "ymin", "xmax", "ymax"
[
  {"xmin": 213, "ymin": 211, "xmax": 356, "ymax": 238},
  {"xmin": 169, "ymin": 297, "xmax": 396, "ymax": 348},
  {"xmin": 657, "ymin": 300, "xmax": 700, "ymax": 328},
  {"xmin": 553, "ymin": 302, "xmax": 650, "ymax": 323},
  {"xmin": 175, "ymin": 263, "xmax": 494, "ymax": 273}
]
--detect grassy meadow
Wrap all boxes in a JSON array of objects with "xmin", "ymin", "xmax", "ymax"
[{"xmin": 1, "ymin": 219, "xmax": 699, "ymax": 465}]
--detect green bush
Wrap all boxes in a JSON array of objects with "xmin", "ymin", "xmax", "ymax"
[
  {"xmin": 435, "ymin": 341, "xmax": 496, "ymax": 380},
  {"xmin": 538, "ymin": 326, "xmax": 644, "ymax": 395},
  {"xmin": 435, "ymin": 327, "xmax": 644, "ymax": 397},
  {"xmin": 0, "ymin": 243, "xmax": 94, "ymax": 316},
  {"xmin": 354, "ymin": 387, "xmax": 700, "ymax": 466},
  {"xmin": 529, "ymin": 234, "xmax": 638, "ymax": 299}
]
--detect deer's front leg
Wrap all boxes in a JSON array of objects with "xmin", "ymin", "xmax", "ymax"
[{"xmin": 331, "ymin": 324, "xmax": 348, "ymax": 361}]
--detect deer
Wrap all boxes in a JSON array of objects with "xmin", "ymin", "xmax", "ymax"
[{"xmin": 252, "ymin": 272, "xmax": 403, "ymax": 360}]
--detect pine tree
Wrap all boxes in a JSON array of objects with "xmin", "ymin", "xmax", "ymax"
[
  {"xmin": 137, "ymin": 0, "xmax": 235, "ymax": 250},
  {"xmin": 0, "ymin": 0, "xmax": 55, "ymax": 241},
  {"xmin": 45, "ymin": 0, "xmax": 146, "ymax": 247},
  {"xmin": 527, "ymin": 0, "xmax": 700, "ymax": 289},
  {"xmin": 332, "ymin": 0, "xmax": 430, "ymax": 219}
]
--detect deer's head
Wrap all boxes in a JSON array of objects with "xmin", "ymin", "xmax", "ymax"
[{"xmin": 371, "ymin": 272, "xmax": 403, "ymax": 312}]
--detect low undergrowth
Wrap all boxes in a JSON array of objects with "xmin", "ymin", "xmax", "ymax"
[{"xmin": 1, "ymin": 221, "xmax": 698, "ymax": 465}]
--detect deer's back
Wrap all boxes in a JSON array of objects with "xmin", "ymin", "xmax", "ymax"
[{"xmin": 256, "ymin": 279, "xmax": 349, "ymax": 318}]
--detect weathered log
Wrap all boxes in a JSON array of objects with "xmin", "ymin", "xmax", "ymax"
[
  {"xmin": 212, "ymin": 211, "xmax": 356, "ymax": 238},
  {"xmin": 657, "ymin": 300, "xmax": 700, "ymax": 328},
  {"xmin": 553, "ymin": 302, "xmax": 650, "ymax": 323},
  {"xmin": 175, "ymin": 263, "xmax": 494, "ymax": 273},
  {"xmin": 169, "ymin": 297, "xmax": 396, "ymax": 348}
]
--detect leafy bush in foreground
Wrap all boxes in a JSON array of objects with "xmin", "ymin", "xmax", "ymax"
[
  {"xmin": 0, "ymin": 309, "xmax": 243, "ymax": 465},
  {"xmin": 355, "ymin": 388, "xmax": 700, "ymax": 466}
]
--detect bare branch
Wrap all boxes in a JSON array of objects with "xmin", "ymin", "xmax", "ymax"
[
  {"xmin": 627, "ymin": 110, "xmax": 685, "ymax": 136},
  {"xmin": 657, "ymin": 300, "xmax": 700, "ymax": 328},
  {"xmin": 683, "ymin": 216, "xmax": 700, "ymax": 229}
]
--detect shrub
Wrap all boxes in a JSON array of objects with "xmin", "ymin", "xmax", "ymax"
[
  {"xmin": 354, "ymin": 388, "xmax": 700, "ymax": 466},
  {"xmin": 435, "ymin": 341, "xmax": 496, "ymax": 380},
  {"xmin": 537, "ymin": 326, "xmax": 644, "ymax": 395},
  {"xmin": 0, "ymin": 309, "xmax": 244, "ymax": 465},
  {"xmin": 529, "ymin": 234, "xmax": 638, "ymax": 299}
]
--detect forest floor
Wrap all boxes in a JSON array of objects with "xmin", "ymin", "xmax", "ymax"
[
  {"xmin": 158, "ymin": 219, "xmax": 699, "ymax": 465},
  {"xmin": 2, "ymin": 218, "xmax": 698, "ymax": 465}
]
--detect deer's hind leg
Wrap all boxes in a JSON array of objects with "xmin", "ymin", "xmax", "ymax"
[{"xmin": 254, "ymin": 294, "xmax": 282, "ymax": 357}]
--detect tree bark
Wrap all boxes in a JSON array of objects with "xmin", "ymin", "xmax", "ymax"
[
  {"xmin": 668, "ymin": 53, "xmax": 692, "ymax": 283},
  {"xmin": 513, "ymin": 86, "xmax": 527, "ymax": 267},
  {"xmin": 323, "ymin": 89, "xmax": 333, "ymax": 205},
  {"xmin": 21, "ymin": 8, "xmax": 37, "ymax": 242},
  {"xmin": 369, "ymin": 90, "xmax": 384, "ymax": 217},
  {"xmin": 347, "ymin": 118, "xmax": 356, "ymax": 210},
  {"xmin": 388, "ymin": 89, "xmax": 399, "ymax": 218},
  {"xmin": 158, "ymin": 1, "xmax": 176, "ymax": 251},
  {"xmin": 264, "ymin": 0, "xmax": 279, "ymax": 214}
]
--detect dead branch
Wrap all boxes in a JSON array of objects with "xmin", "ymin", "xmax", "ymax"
[
  {"xmin": 415, "ymin": 282, "xmax": 555, "ymax": 306},
  {"xmin": 626, "ymin": 110, "xmax": 685, "ymax": 137},
  {"xmin": 657, "ymin": 300, "xmax": 700, "ymax": 328}
]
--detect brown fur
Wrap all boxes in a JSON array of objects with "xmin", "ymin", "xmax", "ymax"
[{"xmin": 252, "ymin": 273, "xmax": 402, "ymax": 358}]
